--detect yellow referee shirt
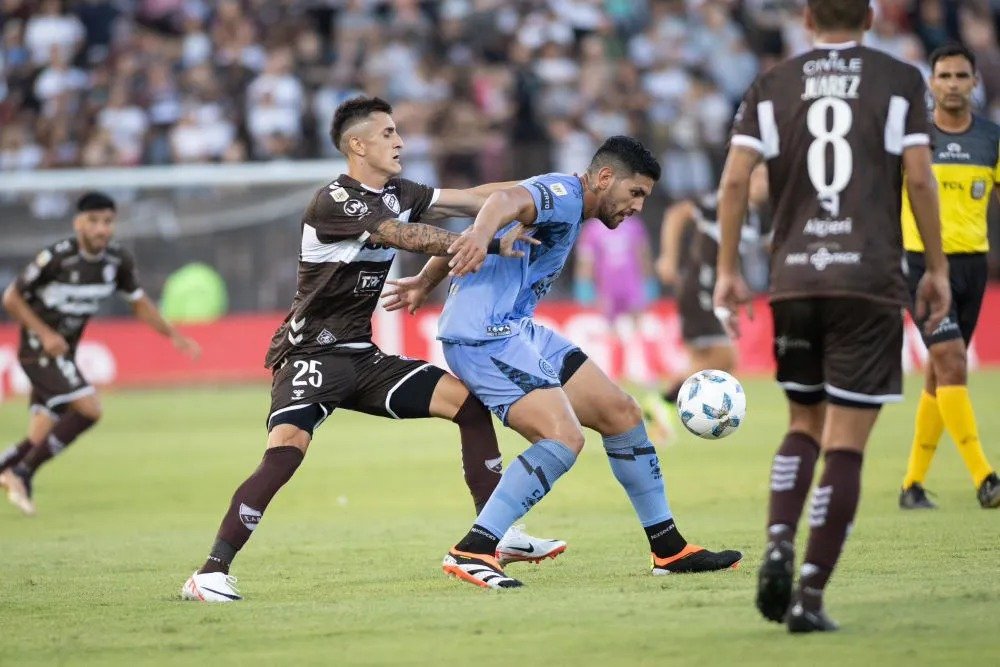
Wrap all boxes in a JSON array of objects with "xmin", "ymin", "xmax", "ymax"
[{"xmin": 902, "ymin": 115, "xmax": 1000, "ymax": 253}]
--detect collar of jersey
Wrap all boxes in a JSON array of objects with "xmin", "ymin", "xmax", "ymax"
[
  {"xmin": 813, "ymin": 40, "xmax": 858, "ymax": 50},
  {"xmin": 338, "ymin": 174, "xmax": 386, "ymax": 194}
]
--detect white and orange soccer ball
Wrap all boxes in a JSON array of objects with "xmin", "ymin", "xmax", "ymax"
[{"xmin": 676, "ymin": 370, "xmax": 746, "ymax": 439}]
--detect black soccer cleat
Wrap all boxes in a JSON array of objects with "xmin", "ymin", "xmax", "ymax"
[
  {"xmin": 899, "ymin": 483, "xmax": 937, "ymax": 510},
  {"xmin": 651, "ymin": 545, "xmax": 742, "ymax": 575},
  {"xmin": 977, "ymin": 472, "xmax": 1000, "ymax": 509},
  {"xmin": 787, "ymin": 599, "xmax": 840, "ymax": 633},
  {"xmin": 756, "ymin": 540, "xmax": 794, "ymax": 622}
]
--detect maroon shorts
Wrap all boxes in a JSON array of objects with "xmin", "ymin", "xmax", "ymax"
[
  {"xmin": 20, "ymin": 355, "xmax": 95, "ymax": 416},
  {"xmin": 770, "ymin": 297, "xmax": 903, "ymax": 408}
]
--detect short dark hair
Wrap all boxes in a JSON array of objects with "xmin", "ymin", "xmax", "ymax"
[
  {"xmin": 76, "ymin": 191, "xmax": 116, "ymax": 212},
  {"xmin": 587, "ymin": 136, "xmax": 661, "ymax": 182},
  {"xmin": 330, "ymin": 96, "xmax": 393, "ymax": 153},
  {"xmin": 930, "ymin": 43, "xmax": 976, "ymax": 73},
  {"xmin": 807, "ymin": 0, "xmax": 870, "ymax": 31}
]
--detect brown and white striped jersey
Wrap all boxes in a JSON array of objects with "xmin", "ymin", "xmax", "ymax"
[
  {"xmin": 264, "ymin": 175, "xmax": 437, "ymax": 370},
  {"xmin": 731, "ymin": 42, "xmax": 931, "ymax": 305},
  {"xmin": 13, "ymin": 237, "xmax": 143, "ymax": 361}
]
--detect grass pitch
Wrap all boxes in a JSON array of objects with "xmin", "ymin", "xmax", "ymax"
[{"xmin": 2, "ymin": 373, "xmax": 998, "ymax": 666}]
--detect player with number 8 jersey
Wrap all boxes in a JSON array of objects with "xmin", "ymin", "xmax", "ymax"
[{"xmin": 713, "ymin": 0, "xmax": 951, "ymax": 633}]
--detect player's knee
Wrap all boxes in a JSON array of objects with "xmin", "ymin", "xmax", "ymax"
[
  {"xmin": 556, "ymin": 426, "xmax": 586, "ymax": 453},
  {"xmin": 930, "ymin": 344, "xmax": 967, "ymax": 385},
  {"xmin": 267, "ymin": 424, "xmax": 311, "ymax": 453},
  {"xmin": 788, "ymin": 402, "xmax": 824, "ymax": 442},
  {"xmin": 536, "ymin": 415, "xmax": 586, "ymax": 453},
  {"xmin": 72, "ymin": 403, "xmax": 102, "ymax": 422},
  {"xmin": 594, "ymin": 391, "xmax": 643, "ymax": 436}
]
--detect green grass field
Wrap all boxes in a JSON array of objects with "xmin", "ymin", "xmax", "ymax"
[{"xmin": 1, "ymin": 373, "xmax": 998, "ymax": 666}]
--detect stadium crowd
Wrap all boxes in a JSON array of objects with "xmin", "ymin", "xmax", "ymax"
[{"xmin": 1, "ymin": 0, "xmax": 998, "ymax": 196}]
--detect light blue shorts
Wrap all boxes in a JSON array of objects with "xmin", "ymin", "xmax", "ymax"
[{"xmin": 442, "ymin": 321, "xmax": 581, "ymax": 424}]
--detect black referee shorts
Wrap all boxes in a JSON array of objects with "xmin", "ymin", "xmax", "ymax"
[{"xmin": 906, "ymin": 252, "xmax": 987, "ymax": 347}]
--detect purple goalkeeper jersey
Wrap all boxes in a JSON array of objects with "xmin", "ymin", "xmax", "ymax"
[{"xmin": 577, "ymin": 216, "xmax": 649, "ymax": 317}]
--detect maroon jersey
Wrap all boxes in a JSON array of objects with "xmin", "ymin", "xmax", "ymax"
[
  {"xmin": 264, "ymin": 175, "xmax": 437, "ymax": 370},
  {"xmin": 13, "ymin": 238, "xmax": 143, "ymax": 361},
  {"xmin": 731, "ymin": 43, "xmax": 931, "ymax": 305}
]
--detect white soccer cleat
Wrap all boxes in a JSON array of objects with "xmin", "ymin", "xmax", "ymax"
[
  {"xmin": 0, "ymin": 468, "xmax": 36, "ymax": 516},
  {"xmin": 181, "ymin": 571, "xmax": 243, "ymax": 602},
  {"xmin": 496, "ymin": 524, "xmax": 567, "ymax": 566}
]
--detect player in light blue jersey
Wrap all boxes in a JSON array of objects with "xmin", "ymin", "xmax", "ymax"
[{"xmin": 384, "ymin": 137, "xmax": 743, "ymax": 589}]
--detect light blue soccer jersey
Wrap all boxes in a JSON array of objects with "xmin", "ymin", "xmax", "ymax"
[{"xmin": 437, "ymin": 173, "xmax": 584, "ymax": 344}]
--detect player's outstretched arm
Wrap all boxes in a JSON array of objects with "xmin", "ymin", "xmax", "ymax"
[
  {"xmin": 903, "ymin": 145, "xmax": 951, "ymax": 334},
  {"xmin": 448, "ymin": 185, "xmax": 538, "ymax": 277},
  {"xmin": 713, "ymin": 146, "xmax": 760, "ymax": 338},
  {"xmin": 657, "ymin": 200, "xmax": 697, "ymax": 287},
  {"xmin": 1, "ymin": 283, "xmax": 68, "ymax": 357},
  {"xmin": 130, "ymin": 295, "xmax": 201, "ymax": 359},
  {"xmin": 420, "ymin": 181, "xmax": 522, "ymax": 221},
  {"xmin": 368, "ymin": 220, "xmax": 464, "ymax": 255},
  {"xmin": 382, "ymin": 256, "xmax": 451, "ymax": 315},
  {"xmin": 382, "ymin": 223, "xmax": 539, "ymax": 314},
  {"xmin": 369, "ymin": 217, "xmax": 537, "ymax": 262}
]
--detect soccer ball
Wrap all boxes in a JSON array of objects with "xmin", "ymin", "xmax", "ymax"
[{"xmin": 676, "ymin": 370, "xmax": 746, "ymax": 439}]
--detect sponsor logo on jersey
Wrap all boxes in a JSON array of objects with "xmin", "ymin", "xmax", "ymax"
[
  {"xmin": 550, "ymin": 182, "xmax": 568, "ymax": 196},
  {"xmin": 939, "ymin": 143, "xmax": 970, "ymax": 160},
  {"xmin": 784, "ymin": 248, "xmax": 861, "ymax": 271},
  {"xmin": 382, "ymin": 193, "xmax": 400, "ymax": 214},
  {"xmin": 803, "ymin": 218, "xmax": 853, "ymax": 237},
  {"xmin": 530, "ymin": 182, "xmax": 554, "ymax": 211},
  {"xmin": 102, "ymin": 264, "xmax": 117, "ymax": 283},
  {"xmin": 486, "ymin": 324, "xmax": 512, "ymax": 337},
  {"xmin": 36, "ymin": 249, "xmax": 52, "ymax": 267},
  {"xmin": 344, "ymin": 199, "xmax": 369, "ymax": 216},
  {"xmin": 329, "ymin": 186, "xmax": 349, "ymax": 202},
  {"xmin": 354, "ymin": 270, "xmax": 387, "ymax": 295},
  {"xmin": 317, "ymin": 329, "xmax": 336, "ymax": 345},
  {"xmin": 972, "ymin": 180, "xmax": 987, "ymax": 199}
]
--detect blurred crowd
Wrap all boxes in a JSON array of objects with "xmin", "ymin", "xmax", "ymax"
[{"xmin": 2, "ymin": 0, "xmax": 1000, "ymax": 200}]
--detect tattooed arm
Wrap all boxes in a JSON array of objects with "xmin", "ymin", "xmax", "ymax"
[{"xmin": 367, "ymin": 219, "xmax": 460, "ymax": 255}]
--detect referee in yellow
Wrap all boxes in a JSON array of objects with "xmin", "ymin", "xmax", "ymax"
[{"xmin": 900, "ymin": 43, "xmax": 1000, "ymax": 509}]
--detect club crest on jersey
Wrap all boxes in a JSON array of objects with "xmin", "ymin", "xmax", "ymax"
[
  {"xmin": 317, "ymin": 329, "xmax": 336, "ymax": 345},
  {"xmin": 972, "ymin": 180, "xmax": 987, "ymax": 200},
  {"xmin": 344, "ymin": 199, "xmax": 369, "ymax": 216},
  {"xmin": 102, "ymin": 264, "xmax": 117, "ymax": 283},
  {"xmin": 354, "ymin": 270, "xmax": 387, "ymax": 295},
  {"xmin": 382, "ymin": 193, "xmax": 400, "ymax": 214},
  {"xmin": 538, "ymin": 359, "xmax": 557, "ymax": 378},
  {"xmin": 329, "ymin": 186, "xmax": 349, "ymax": 202}
]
